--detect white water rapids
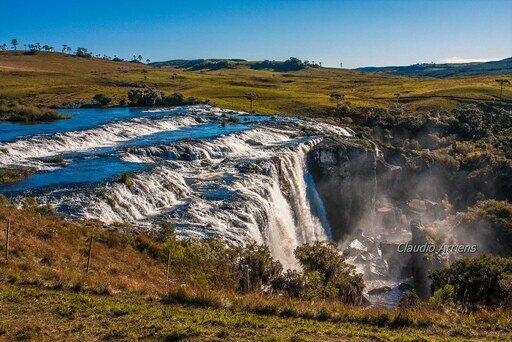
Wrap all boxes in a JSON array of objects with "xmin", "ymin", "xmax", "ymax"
[{"xmin": 1, "ymin": 106, "xmax": 352, "ymax": 268}]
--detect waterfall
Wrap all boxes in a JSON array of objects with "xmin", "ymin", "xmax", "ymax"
[{"xmin": 3, "ymin": 107, "xmax": 352, "ymax": 269}]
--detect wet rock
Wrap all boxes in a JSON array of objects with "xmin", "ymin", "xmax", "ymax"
[
  {"xmin": 360, "ymin": 296, "xmax": 372, "ymax": 306},
  {"xmin": 376, "ymin": 206, "xmax": 404, "ymax": 229},
  {"xmin": 425, "ymin": 200, "xmax": 445, "ymax": 220},
  {"xmin": 348, "ymin": 239, "xmax": 367, "ymax": 252},
  {"xmin": 368, "ymin": 286, "xmax": 392, "ymax": 295},
  {"xmin": 307, "ymin": 139, "xmax": 379, "ymax": 241},
  {"xmin": 195, "ymin": 117, "xmax": 208, "ymax": 123},
  {"xmin": 245, "ymin": 139, "xmax": 263, "ymax": 146},
  {"xmin": 409, "ymin": 220, "xmax": 448, "ymax": 299},
  {"xmin": 408, "ymin": 199, "xmax": 427, "ymax": 213},
  {"xmin": 398, "ymin": 283, "xmax": 414, "ymax": 291}
]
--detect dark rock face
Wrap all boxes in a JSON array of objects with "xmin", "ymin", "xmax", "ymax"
[
  {"xmin": 368, "ymin": 286, "xmax": 392, "ymax": 295},
  {"xmin": 409, "ymin": 220, "xmax": 448, "ymax": 299},
  {"xmin": 307, "ymin": 139, "xmax": 378, "ymax": 242}
]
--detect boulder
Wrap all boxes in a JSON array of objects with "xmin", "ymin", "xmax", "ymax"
[{"xmin": 368, "ymin": 286, "xmax": 392, "ymax": 295}]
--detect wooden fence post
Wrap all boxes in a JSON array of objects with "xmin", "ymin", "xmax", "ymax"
[
  {"xmin": 86, "ymin": 235, "xmax": 93, "ymax": 274},
  {"xmin": 244, "ymin": 265, "xmax": 250, "ymax": 293},
  {"xmin": 5, "ymin": 219, "xmax": 10, "ymax": 262},
  {"xmin": 165, "ymin": 248, "xmax": 171, "ymax": 287}
]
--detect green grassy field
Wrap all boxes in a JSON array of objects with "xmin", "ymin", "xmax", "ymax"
[
  {"xmin": 1, "ymin": 51, "xmax": 510, "ymax": 115},
  {"xmin": 0, "ymin": 202, "xmax": 511, "ymax": 341},
  {"xmin": 1, "ymin": 283, "xmax": 511, "ymax": 341}
]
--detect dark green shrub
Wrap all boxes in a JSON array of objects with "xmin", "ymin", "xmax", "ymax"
[{"xmin": 429, "ymin": 254, "xmax": 512, "ymax": 310}]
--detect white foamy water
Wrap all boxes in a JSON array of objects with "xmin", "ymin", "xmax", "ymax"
[
  {"xmin": 0, "ymin": 115, "xmax": 199, "ymax": 168},
  {"xmin": 2, "ymin": 106, "xmax": 353, "ymax": 268}
]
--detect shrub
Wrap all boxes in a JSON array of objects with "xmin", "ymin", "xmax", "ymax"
[
  {"xmin": 454, "ymin": 200, "xmax": 512, "ymax": 256},
  {"xmin": 0, "ymin": 167, "xmax": 34, "ymax": 184},
  {"xmin": 0, "ymin": 100, "xmax": 69, "ymax": 123},
  {"xmin": 119, "ymin": 172, "xmax": 134, "ymax": 191},
  {"xmin": 47, "ymin": 155, "xmax": 64, "ymax": 163},
  {"xmin": 157, "ymin": 221, "xmax": 176, "ymax": 242},
  {"xmin": 271, "ymin": 269, "xmax": 305, "ymax": 297},
  {"xmin": 429, "ymin": 254, "xmax": 512, "ymax": 310},
  {"xmin": 127, "ymin": 87, "xmax": 162, "ymax": 106},
  {"xmin": 75, "ymin": 47, "xmax": 91, "ymax": 58},
  {"xmin": 236, "ymin": 243, "xmax": 283, "ymax": 293},
  {"xmin": 428, "ymin": 284, "xmax": 455, "ymax": 310},
  {"xmin": 93, "ymin": 93, "xmax": 112, "ymax": 106},
  {"xmin": 294, "ymin": 241, "xmax": 364, "ymax": 305}
]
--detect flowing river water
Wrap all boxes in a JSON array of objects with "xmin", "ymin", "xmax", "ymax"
[{"xmin": 0, "ymin": 105, "xmax": 354, "ymax": 269}]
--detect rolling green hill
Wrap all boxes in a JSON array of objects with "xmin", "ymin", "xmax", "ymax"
[
  {"xmin": 357, "ymin": 57, "xmax": 512, "ymax": 78},
  {"xmin": 1, "ymin": 51, "xmax": 510, "ymax": 116}
]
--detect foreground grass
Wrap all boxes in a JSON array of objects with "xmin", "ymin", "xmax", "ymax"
[
  {"xmin": 1, "ymin": 284, "xmax": 510, "ymax": 341},
  {"xmin": 0, "ymin": 203, "xmax": 511, "ymax": 340},
  {"xmin": 1, "ymin": 51, "xmax": 510, "ymax": 116}
]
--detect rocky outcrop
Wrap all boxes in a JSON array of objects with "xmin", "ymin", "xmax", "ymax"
[{"xmin": 307, "ymin": 138, "xmax": 379, "ymax": 241}]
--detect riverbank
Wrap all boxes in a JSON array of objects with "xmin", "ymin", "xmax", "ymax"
[{"xmin": 0, "ymin": 100, "xmax": 69, "ymax": 123}]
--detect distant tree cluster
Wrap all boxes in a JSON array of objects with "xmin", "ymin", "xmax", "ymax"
[
  {"xmin": 124, "ymin": 87, "xmax": 204, "ymax": 107},
  {"xmin": 0, "ymin": 38, "xmax": 150, "ymax": 64},
  {"xmin": 252, "ymin": 57, "xmax": 321, "ymax": 72}
]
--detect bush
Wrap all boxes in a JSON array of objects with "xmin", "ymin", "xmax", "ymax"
[
  {"xmin": 294, "ymin": 241, "xmax": 364, "ymax": 305},
  {"xmin": 157, "ymin": 221, "xmax": 176, "ymax": 242},
  {"xmin": 428, "ymin": 284, "xmax": 455, "ymax": 310},
  {"xmin": 127, "ymin": 87, "xmax": 162, "ymax": 106},
  {"xmin": 75, "ymin": 47, "xmax": 91, "ymax": 58},
  {"xmin": 0, "ymin": 167, "xmax": 34, "ymax": 184},
  {"xmin": 93, "ymin": 94, "xmax": 112, "ymax": 106},
  {"xmin": 236, "ymin": 243, "xmax": 283, "ymax": 293},
  {"xmin": 454, "ymin": 200, "xmax": 512, "ymax": 256},
  {"xmin": 0, "ymin": 100, "xmax": 69, "ymax": 123},
  {"xmin": 272, "ymin": 269, "xmax": 305, "ymax": 297},
  {"xmin": 119, "ymin": 172, "xmax": 134, "ymax": 191},
  {"xmin": 429, "ymin": 254, "xmax": 512, "ymax": 310}
]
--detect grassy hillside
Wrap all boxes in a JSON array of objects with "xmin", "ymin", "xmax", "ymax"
[
  {"xmin": 357, "ymin": 57, "xmax": 512, "ymax": 78},
  {"xmin": 1, "ymin": 51, "xmax": 511, "ymax": 116},
  {"xmin": 0, "ymin": 202, "xmax": 510, "ymax": 341}
]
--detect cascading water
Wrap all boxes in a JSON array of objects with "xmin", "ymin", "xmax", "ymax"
[{"xmin": 0, "ymin": 106, "xmax": 350, "ymax": 269}]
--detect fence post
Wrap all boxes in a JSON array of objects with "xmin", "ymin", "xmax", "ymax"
[
  {"xmin": 5, "ymin": 219, "xmax": 10, "ymax": 262},
  {"xmin": 244, "ymin": 265, "xmax": 250, "ymax": 293},
  {"xmin": 86, "ymin": 235, "xmax": 93, "ymax": 274},
  {"xmin": 165, "ymin": 248, "xmax": 171, "ymax": 287}
]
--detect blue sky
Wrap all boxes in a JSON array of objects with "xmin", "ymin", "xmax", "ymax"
[{"xmin": 1, "ymin": 0, "xmax": 511, "ymax": 68}]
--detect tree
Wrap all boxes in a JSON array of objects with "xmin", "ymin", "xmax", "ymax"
[
  {"xmin": 62, "ymin": 44, "xmax": 68, "ymax": 53},
  {"xmin": 329, "ymin": 92, "xmax": 344, "ymax": 108},
  {"xmin": 294, "ymin": 241, "xmax": 364, "ymax": 304},
  {"xmin": 157, "ymin": 221, "xmax": 176, "ymax": 242},
  {"xmin": 11, "ymin": 38, "xmax": 18, "ymax": 50},
  {"xmin": 394, "ymin": 92, "xmax": 401, "ymax": 103},
  {"xmin": 495, "ymin": 79, "xmax": 511, "ymax": 100},
  {"xmin": 429, "ymin": 254, "xmax": 512, "ymax": 310},
  {"xmin": 0, "ymin": 44, "xmax": 7, "ymax": 51},
  {"xmin": 75, "ymin": 47, "xmax": 91, "ymax": 58},
  {"xmin": 66, "ymin": 46, "xmax": 72, "ymax": 54},
  {"xmin": 127, "ymin": 87, "xmax": 163, "ymax": 106},
  {"xmin": 93, "ymin": 93, "xmax": 112, "ymax": 106},
  {"xmin": 246, "ymin": 92, "xmax": 257, "ymax": 113},
  {"xmin": 236, "ymin": 242, "xmax": 283, "ymax": 293}
]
